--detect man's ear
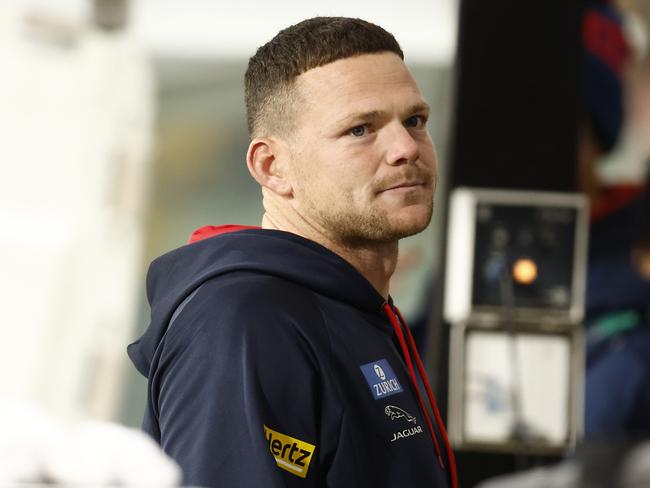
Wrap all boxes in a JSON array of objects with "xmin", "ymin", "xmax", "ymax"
[{"xmin": 246, "ymin": 137, "xmax": 293, "ymax": 197}]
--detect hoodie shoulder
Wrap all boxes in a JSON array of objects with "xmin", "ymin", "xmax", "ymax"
[{"xmin": 162, "ymin": 271, "xmax": 331, "ymax": 365}]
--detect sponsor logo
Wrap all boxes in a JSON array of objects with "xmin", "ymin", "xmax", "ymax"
[
  {"xmin": 390, "ymin": 426, "xmax": 424, "ymax": 443},
  {"xmin": 385, "ymin": 405, "xmax": 423, "ymax": 443},
  {"xmin": 360, "ymin": 359, "xmax": 403, "ymax": 400},
  {"xmin": 263, "ymin": 425, "xmax": 316, "ymax": 479},
  {"xmin": 385, "ymin": 405, "xmax": 417, "ymax": 423}
]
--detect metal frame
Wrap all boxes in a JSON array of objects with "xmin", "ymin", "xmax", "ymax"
[
  {"xmin": 447, "ymin": 320, "xmax": 584, "ymax": 454},
  {"xmin": 444, "ymin": 187, "xmax": 589, "ymax": 326}
]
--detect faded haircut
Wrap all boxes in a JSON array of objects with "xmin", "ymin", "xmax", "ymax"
[{"xmin": 244, "ymin": 17, "xmax": 404, "ymax": 138}]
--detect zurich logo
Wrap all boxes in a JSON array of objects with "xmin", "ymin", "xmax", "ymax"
[
  {"xmin": 360, "ymin": 359, "xmax": 403, "ymax": 400},
  {"xmin": 374, "ymin": 364, "xmax": 386, "ymax": 380}
]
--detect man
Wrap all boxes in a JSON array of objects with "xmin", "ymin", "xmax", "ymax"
[{"xmin": 128, "ymin": 17, "xmax": 457, "ymax": 487}]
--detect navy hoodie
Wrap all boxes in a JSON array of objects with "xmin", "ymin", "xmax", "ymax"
[{"xmin": 128, "ymin": 226, "xmax": 454, "ymax": 487}]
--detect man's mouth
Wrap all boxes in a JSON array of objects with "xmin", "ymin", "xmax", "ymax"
[{"xmin": 379, "ymin": 180, "xmax": 426, "ymax": 193}]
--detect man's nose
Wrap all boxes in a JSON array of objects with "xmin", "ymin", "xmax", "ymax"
[{"xmin": 384, "ymin": 123, "xmax": 420, "ymax": 165}]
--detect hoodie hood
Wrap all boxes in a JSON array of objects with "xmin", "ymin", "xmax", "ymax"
[{"xmin": 128, "ymin": 226, "xmax": 387, "ymax": 377}]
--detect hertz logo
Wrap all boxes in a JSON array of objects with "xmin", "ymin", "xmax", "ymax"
[{"xmin": 263, "ymin": 425, "xmax": 316, "ymax": 479}]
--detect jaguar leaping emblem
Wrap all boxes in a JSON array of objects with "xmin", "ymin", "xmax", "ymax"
[{"xmin": 384, "ymin": 405, "xmax": 417, "ymax": 423}]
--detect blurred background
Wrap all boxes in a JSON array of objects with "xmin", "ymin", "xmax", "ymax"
[{"xmin": 2, "ymin": 0, "xmax": 650, "ymax": 486}]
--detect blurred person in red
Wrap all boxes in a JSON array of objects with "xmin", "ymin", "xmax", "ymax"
[{"xmin": 579, "ymin": 0, "xmax": 650, "ymax": 437}]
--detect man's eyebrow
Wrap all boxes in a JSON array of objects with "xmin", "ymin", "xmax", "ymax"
[
  {"xmin": 335, "ymin": 110, "xmax": 385, "ymax": 128},
  {"xmin": 334, "ymin": 102, "xmax": 431, "ymax": 129},
  {"xmin": 407, "ymin": 102, "xmax": 431, "ymax": 115}
]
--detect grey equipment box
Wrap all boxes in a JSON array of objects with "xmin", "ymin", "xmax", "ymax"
[{"xmin": 444, "ymin": 188, "xmax": 589, "ymax": 454}]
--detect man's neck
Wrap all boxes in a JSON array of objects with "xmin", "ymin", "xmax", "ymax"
[{"xmin": 262, "ymin": 213, "xmax": 397, "ymax": 299}]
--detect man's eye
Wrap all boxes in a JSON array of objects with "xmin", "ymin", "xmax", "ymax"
[
  {"xmin": 404, "ymin": 115, "xmax": 426, "ymax": 128},
  {"xmin": 349, "ymin": 125, "xmax": 367, "ymax": 137}
]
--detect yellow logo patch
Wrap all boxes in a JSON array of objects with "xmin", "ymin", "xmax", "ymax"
[{"xmin": 263, "ymin": 425, "xmax": 316, "ymax": 478}]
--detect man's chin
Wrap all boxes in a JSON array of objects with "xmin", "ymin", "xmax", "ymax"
[
  {"xmin": 390, "ymin": 205, "xmax": 433, "ymax": 235},
  {"xmin": 365, "ymin": 214, "xmax": 432, "ymax": 244},
  {"xmin": 321, "ymin": 203, "xmax": 433, "ymax": 246},
  {"xmin": 388, "ymin": 220, "xmax": 431, "ymax": 240}
]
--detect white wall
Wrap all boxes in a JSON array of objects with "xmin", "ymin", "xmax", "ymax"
[{"xmin": 15, "ymin": 0, "xmax": 458, "ymax": 63}]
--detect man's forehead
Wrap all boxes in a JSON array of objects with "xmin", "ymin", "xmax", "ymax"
[
  {"xmin": 294, "ymin": 52, "xmax": 425, "ymax": 114},
  {"xmin": 296, "ymin": 52, "xmax": 414, "ymax": 88}
]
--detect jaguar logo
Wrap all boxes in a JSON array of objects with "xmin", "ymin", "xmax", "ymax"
[{"xmin": 384, "ymin": 405, "xmax": 417, "ymax": 424}]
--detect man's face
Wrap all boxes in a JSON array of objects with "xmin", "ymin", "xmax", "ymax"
[{"xmin": 284, "ymin": 52, "xmax": 437, "ymax": 246}]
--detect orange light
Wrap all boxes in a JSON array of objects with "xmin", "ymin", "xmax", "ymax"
[{"xmin": 512, "ymin": 258, "xmax": 537, "ymax": 285}]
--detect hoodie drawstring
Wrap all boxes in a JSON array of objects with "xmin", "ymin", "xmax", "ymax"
[{"xmin": 382, "ymin": 303, "xmax": 458, "ymax": 488}]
